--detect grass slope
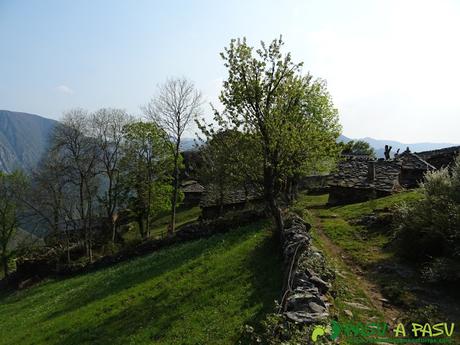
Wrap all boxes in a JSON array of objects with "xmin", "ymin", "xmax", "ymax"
[
  {"xmin": 123, "ymin": 206, "xmax": 202, "ymax": 242},
  {"xmin": 295, "ymin": 191, "xmax": 422, "ymax": 267},
  {"xmin": 0, "ymin": 221, "xmax": 281, "ymax": 345}
]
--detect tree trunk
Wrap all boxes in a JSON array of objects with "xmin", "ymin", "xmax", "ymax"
[
  {"xmin": 112, "ymin": 221, "xmax": 117, "ymax": 243},
  {"xmin": 87, "ymin": 197, "xmax": 93, "ymax": 263},
  {"xmin": 264, "ymin": 166, "xmax": 284, "ymax": 237},
  {"xmin": 66, "ymin": 232, "xmax": 71, "ymax": 264},
  {"xmin": 138, "ymin": 216, "xmax": 145, "ymax": 239},
  {"xmin": 2, "ymin": 254, "xmax": 8, "ymax": 277},
  {"xmin": 169, "ymin": 144, "xmax": 181, "ymax": 237},
  {"xmin": 218, "ymin": 187, "xmax": 224, "ymax": 217}
]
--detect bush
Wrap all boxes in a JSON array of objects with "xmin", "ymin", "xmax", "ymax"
[
  {"xmin": 240, "ymin": 311, "xmax": 332, "ymax": 345},
  {"xmin": 420, "ymin": 257, "xmax": 460, "ymax": 283},
  {"xmin": 393, "ymin": 156, "xmax": 460, "ymax": 279}
]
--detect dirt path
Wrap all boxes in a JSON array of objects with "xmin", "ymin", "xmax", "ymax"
[{"xmin": 311, "ymin": 209, "xmax": 402, "ymax": 324}]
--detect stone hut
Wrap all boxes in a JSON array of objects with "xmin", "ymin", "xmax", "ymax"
[
  {"xmin": 327, "ymin": 156, "xmax": 402, "ymax": 206},
  {"xmin": 396, "ymin": 149, "xmax": 435, "ymax": 188},
  {"xmin": 200, "ymin": 185, "xmax": 264, "ymax": 219},
  {"xmin": 416, "ymin": 145, "xmax": 460, "ymax": 170},
  {"xmin": 181, "ymin": 180, "xmax": 205, "ymax": 206}
]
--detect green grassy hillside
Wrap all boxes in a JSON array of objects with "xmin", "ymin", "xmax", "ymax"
[{"xmin": 0, "ymin": 221, "xmax": 281, "ymax": 345}]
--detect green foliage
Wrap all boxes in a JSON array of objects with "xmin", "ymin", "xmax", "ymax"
[
  {"xmin": 0, "ymin": 170, "xmax": 28, "ymax": 276},
  {"xmin": 240, "ymin": 312, "xmax": 331, "ymax": 345},
  {"xmin": 123, "ymin": 206, "xmax": 201, "ymax": 242},
  {"xmin": 400, "ymin": 305, "xmax": 443, "ymax": 333},
  {"xmin": 394, "ymin": 157, "xmax": 460, "ymax": 263},
  {"xmin": 0, "ymin": 222, "xmax": 281, "ymax": 345},
  {"xmin": 217, "ymin": 36, "xmax": 341, "ymax": 177},
  {"xmin": 203, "ymin": 36, "xmax": 341, "ymax": 231},
  {"xmin": 196, "ymin": 128, "xmax": 261, "ymax": 210},
  {"xmin": 339, "ymin": 140, "xmax": 376, "ymax": 158},
  {"xmin": 420, "ymin": 257, "xmax": 460, "ymax": 283},
  {"xmin": 120, "ymin": 122, "xmax": 175, "ymax": 238}
]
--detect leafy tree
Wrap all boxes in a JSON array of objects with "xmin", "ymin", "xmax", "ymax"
[
  {"xmin": 340, "ymin": 140, "xmax": 376, "ymax": 158},
  {"xmin": 207, "ymin": 37, "xmax": 341, "ymax": 233},
  {"xmin": 144, "ymin": 78, "xmax": 202, "ymax": 236},
  {"xmin": 197, "ymin": 129, "xmax": 260, "ymax": 215},
  {"xmin": 0, "ymin": 171, "xmax": 27, "ymax": 276},
  {"xmin": 120, "ymin": 122, "xmax": 174, "ymax": 239}
]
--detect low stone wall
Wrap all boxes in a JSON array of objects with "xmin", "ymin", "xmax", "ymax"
[
  {"xmin": 280, "ymin": 214, "xmax": 334, "ymax": 326},
  {"xmin": 7, "ymin": 209, "xmax": 267, "ymax": 289}
]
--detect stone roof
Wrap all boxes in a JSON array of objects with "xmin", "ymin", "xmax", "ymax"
[
  {"xmin": 328, "ymin": 157, "xmax": 402, "ymax": 192},
  {"xmin": 396, "ymin": 151, "xmax": 436, "ymax": 170},
  {"xmin": 200, "ymin": 185, "xmax": 263, "ymax": 208},
  {"xmin": 416, "ymin": 145, "xmax": 460, "ymax": 160},
  {"xmin": 415, "ymin": 145, "xmax": 460, "ymax": 169},
  {"xmin": 181, "ymin": 180, "xmax": 205, "ymax": 193}
]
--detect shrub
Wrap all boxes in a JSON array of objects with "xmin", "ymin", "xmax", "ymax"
[
  {"xmin": 420, "ymin": 257, "xmax": 460, "ymax": 283},
  {"xmin": 393, "ymin": 156, "xmax": 460, "ymax": 279}
]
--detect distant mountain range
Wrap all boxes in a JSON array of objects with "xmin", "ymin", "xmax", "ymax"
[
  {"xmin": 338, "ymin": 134, "xmax": 459, "ymax": 158},
  {"xmin": 0, "ymin": 110, "xmax": 57, "ymax": 172},
  {"xmin": 0, "ymin": 110, "xmax": 458, "ymax": 172}
]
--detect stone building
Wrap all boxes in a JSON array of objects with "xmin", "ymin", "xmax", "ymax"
[
  {"xmin": 416, "ymin": 145, "xmax": 460, "ymax": 169},
  {"xmin": 181, "ymin": 180, "xmax": 205, "ymax": 206},
  {"xmin": 327, "ymin": 149, "xmax": 437, "ymax": 205},
  {"xmin": 327, "ymin": 156, "xmax": 403, "ymax": 205},
  {"xmin": 396, "ymin": 150, "xmax": 436, "ymax": 188},
  {"xmin": 199, "ymin": 185, "xmax": 264, "ymax": 219}
]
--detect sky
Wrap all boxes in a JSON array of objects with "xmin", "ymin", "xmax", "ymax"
[{"xmin": 1, "ymin": 0, "xmax": 459, "ymax": 143}]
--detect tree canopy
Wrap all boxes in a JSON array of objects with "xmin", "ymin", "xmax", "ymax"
[
  {"xmin": 201, "ymin": 36, "xmax": 341, "ymax": 233},
  {"xmin": 340, "ymin": 140, "xmax": 376, "ymax": 158}
]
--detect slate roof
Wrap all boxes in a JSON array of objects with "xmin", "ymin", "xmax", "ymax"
[
  {"xmin": 181, "ymin": 180, "xmax": 205, "ymax": 193},
  {"xmin": 416, "ymin": 145, "xmax": 460, "ymax": 160},
  {"xmin": 396, "ymin": 151, "xmax": 436, "ymax": 170},
  {"xmin": 200, "ymin": 185, "xmax": 263, "ymax": 208},
  {"xmin": 328, "ymin": 157, "xmax": 402, "ymax": 192}
]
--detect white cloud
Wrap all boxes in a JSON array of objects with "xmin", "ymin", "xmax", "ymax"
[{"xmin": 56, "ymin": 85, "xmax": 74, "ymax": 95}]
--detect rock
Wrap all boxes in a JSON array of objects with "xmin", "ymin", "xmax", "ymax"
[
  {"xmin": 344, "ymin": 309, "xmax": 353, "ymax": 318},
  {"xmin": 308, "ymin": 301, "xmax": 327, "ymax": 313},
  {"xmin": 286, "ymin": 291, "xmax": 325, "ymax": 312},
  {"xmin": 336, "ymin": 271, "xmax": 347, "ymax": 278},
  {"xmin": 310, "ymin": 275, "xmax": 331, "ymax": 293},
  {"xmin": 293, "ymin": 286, "xmax": 319, "ymax": 295},
  {"xmin": 284, "ymin": 311, "xmax": 328, "ymax": 324},
  {"xmin": 304, "ymin": 268, "xmax": 315, "ymax": 278},
  {"xmin": 18, "ymin": 276, "xmax": 40, "ymax": 289},
  {"xmin": 344, "ymin": 302, "xmax": 371, "ymax": 310}
]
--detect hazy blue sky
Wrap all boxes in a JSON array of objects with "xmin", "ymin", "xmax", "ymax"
[{"xmin": 1, "ymin": 0, "xmax": 459, "ymax": 142}]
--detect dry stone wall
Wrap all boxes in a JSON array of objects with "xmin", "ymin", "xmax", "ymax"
[{"xmin": 280, "ymin": 214, "xmax": 334, "ymax": 326}]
